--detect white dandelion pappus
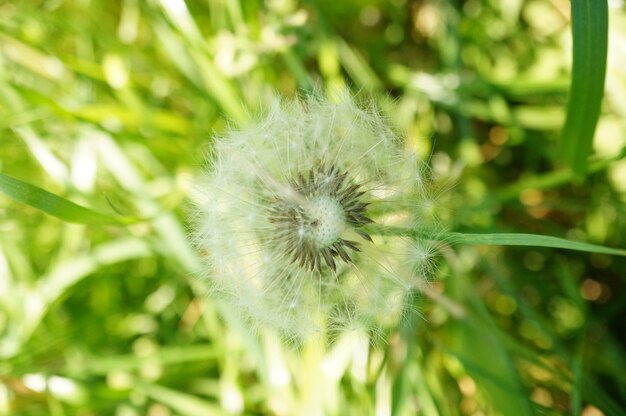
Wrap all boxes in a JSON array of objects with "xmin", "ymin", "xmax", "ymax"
[{"xmin": 192, "ymin": 93, "xmax": 441, "ymax": 342}]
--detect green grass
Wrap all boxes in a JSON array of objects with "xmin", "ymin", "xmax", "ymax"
[
  {"xmin": 1, "ymin": 0, "xmax": 626, "ymax": 415},
  {"xmin": 560, "ymin": 0, "xmax": 608, "ymax": 178}
]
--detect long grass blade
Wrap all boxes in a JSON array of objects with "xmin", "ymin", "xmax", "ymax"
[
  {"xmin": 447, "ymin": 232, "xmax": 626, "ymax": 256},
  {"xmin": 560, "ymin": 0, "xmax": 608, "ymax": 177},
  {"xmin": 0, "ymin": 172, "xmax": 134, "ymax": 225},
  {"xmin": 370, "ymin": 226, "xmax": 626, "ymax": 256}
]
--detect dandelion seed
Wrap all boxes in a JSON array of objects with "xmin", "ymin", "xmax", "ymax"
[{"xmin": 191, "ymin": 92, "xmax": 443, "ymax": 342}]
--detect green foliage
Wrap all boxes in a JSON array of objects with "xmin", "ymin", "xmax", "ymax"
[
  {"xmin": 0, "ymin": 172, "xmax": 135, "ymax": 224},
  {"xmin": 560, "ymin": 0, "xmax": 609, "ymax": 178},
  {"xmin": 1, "ymin": 0, "xmax": 625, "ymax": 415},
  {"xmin": 447, "ymin": 232, "xmax": 626, "ymax": 257}
]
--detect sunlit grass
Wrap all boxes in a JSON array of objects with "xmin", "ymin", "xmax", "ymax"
[{"xmin": 1, "ymin": 0, "xmax": 625, "ymax": 415}]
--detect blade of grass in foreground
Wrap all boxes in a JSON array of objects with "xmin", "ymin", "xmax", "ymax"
[
  {"xmin": 369, "ymin": 226, "xmax": 626, "ymax": 257},
  {"xmin": 447, "ymin": 232, "xmax": 626, "ymax": 257},
  {"xmin": 0, "ymin": 172, "xmax": 135, "ymax": 225},
  {"xmin": 560, "ymin": 0, "xmax": 608, "ymax": 177}
]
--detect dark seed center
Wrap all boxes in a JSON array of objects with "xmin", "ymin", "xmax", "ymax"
[{"xmin": 267, "ymin": 165, "xmax": 373, "ymax": 272}]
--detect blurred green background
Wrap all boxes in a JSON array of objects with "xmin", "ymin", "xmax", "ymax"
[{"xmin": 1, "ymin": 0, "xmax": 626, "ymax": 415}]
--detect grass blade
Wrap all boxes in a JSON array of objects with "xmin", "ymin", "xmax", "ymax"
[
  {"xmin": 447, "ymin": 232, "xmax": 626, "ymax": 257},
  {"xmin": 0, "ymin": 172, "xmax": 134, "ymax": 225},
  {"xmin": 560, "ymin": 0, "xmax": 608, "ymax": 177},
  {"xmin": 134, "ymin": 380, "xmax": 223, "ymax": 416},
  {"xmin": 1, "ymin": 237, "xmax": 153, "ymax": 359},
  {"xmin": 370, "ymin": 226, "xmax": 626, "ymax": 256}
]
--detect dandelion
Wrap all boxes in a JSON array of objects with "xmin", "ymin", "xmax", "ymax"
[{"xmin": 191, "ymin": 92, "xmax": 443, "ymax": 342}]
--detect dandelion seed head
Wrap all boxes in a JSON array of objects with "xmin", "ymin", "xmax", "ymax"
[{"xmin": 191, "ymin": 92, "xmax": 444, "ymax": 343}]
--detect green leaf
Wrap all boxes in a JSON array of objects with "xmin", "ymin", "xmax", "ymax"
[
  {"xmin": 447, "ymin": 232, "xmax": 626, "ymax": 257},
  {"xmin": 446, "ymin": 265, "xmax": 535, "ymax": 415},
  {"xmin": 496, "ymin": 147, "xmax": 626, "ymax": 201},
  {"xmin": 560, "ymin": 0, "xmax": 608, "ymax": 177},
  {"xmin": 449, "ymin": 323, "xmax": 535, "ymax": 416},
  {"xmin": 369, "ymin": 226, "xmax": 626, "ymax": 257},
  {"xmin": 134, "ymin": 380, "xmax": 223, "ymax": 416},
  {"xmin": 74, "ymin": 344, "xmax": 217, "ymax": 375},
  {"xmin": 0, "ymin": 172, "xmax": 134, "ymax": 225},
  {"xmin": 5, "ymin": 237, "xmax": 153, "ymax": 358}
]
